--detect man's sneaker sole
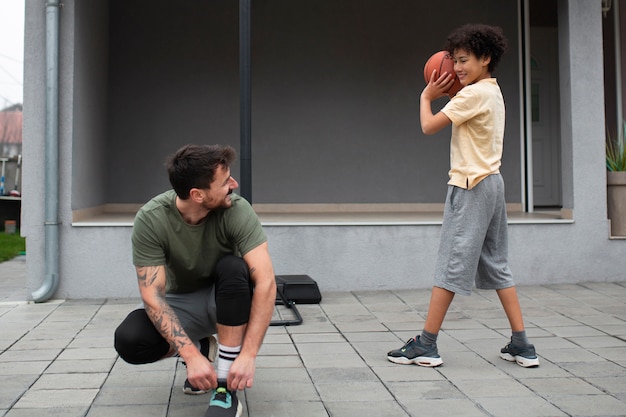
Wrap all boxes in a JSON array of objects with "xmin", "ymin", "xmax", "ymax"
[
  {"xmin": 232, "ymin": 401, "xmax": 243, "ymax": 417},
  {"xmin": 500, "ymin": 352, "xmax": 540, "ymax": 368},
  {"xmin": 387, "ymin": 355, "xmax": 443, "ymax": 367}
]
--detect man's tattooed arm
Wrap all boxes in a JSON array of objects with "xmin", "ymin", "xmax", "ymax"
[{"xmin": 136, "ymin": 265, "xmax": 194, "ymax": 354}]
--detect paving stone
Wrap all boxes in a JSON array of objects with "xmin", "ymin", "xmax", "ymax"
[
  {"xmin": 246, "ymin": 400, "xmax": 327, "ymax": 417},
  {"xmin": 4, "ymin": 407, "xmax": 90, "ymax": 417},
  {"xmin": 13, "ymin": 389, "xmax": 99, "ymax": 408},
  {"xmin": 550, "ymin": 394, "xmax": 626, "ymax": 416},
  {"xmin": 401, "ymin": 398, "xmax": 488, "ymax": 417},
  {"xmin": 477, "ymin": 395, "xmax": 568, "ymax": 417},
  {"xmin": 86, "ymin": 404, "xmax": 167, "ymax": 417},
  {"xmin": 31, "ymin": 373, "xmax": 108, "ymax": 390}
]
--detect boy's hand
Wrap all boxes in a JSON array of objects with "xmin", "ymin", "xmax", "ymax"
[{"xmin": 422, "ymin": 70, "xmax": 455, "ymax": 101}]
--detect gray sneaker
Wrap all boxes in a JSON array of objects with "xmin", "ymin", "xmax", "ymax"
[
  {"xmin": 500, "ymin": 341, "xmax": 540, "ymax": 368},
  {"xmin": 387, "ymin": 336, "xmax": 443, "ymax": 367}
]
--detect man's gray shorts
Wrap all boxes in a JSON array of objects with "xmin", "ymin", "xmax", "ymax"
[
  {"xmin": 139, "ymin": 286, "xmax": 218, "ymax": 343},
  {"xmin": 433, "ymin": 174, "xmax": 515, "ymax": 295}
]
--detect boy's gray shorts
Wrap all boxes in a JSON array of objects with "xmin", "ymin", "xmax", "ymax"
[{"xmin": 433, "ymin": 174, "xmax": 515, "ymax": 295}]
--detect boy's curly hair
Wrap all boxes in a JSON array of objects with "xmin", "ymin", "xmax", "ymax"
[{"xmin": 444, "ymin": 24, "xmax": 508, "ymax": 73}]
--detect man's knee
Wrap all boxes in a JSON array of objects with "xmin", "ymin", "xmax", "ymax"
[
  {"xmin": 214, "ymin": 255, "xmax": 253, "ymax": 326},
  {"xmin": 114, "ymin": 309, "xmax": 169, "ymax": 364}
]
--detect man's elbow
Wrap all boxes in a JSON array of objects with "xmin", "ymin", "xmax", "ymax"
[{"xmin": 255, "ymin": 274, "xmax": 277, "ymax": 300}]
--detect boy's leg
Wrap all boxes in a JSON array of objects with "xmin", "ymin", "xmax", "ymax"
[
  {"xmin": 496, "ymin": 286, "xmax": 525, "ymax": 332},
  {"xmin": 497, "ymin": 286, "xmax": 539, "ymax": 367},
  {"xmin": 423, "ymin": 286, "xmax": 455, "ymax": 334},
  {"xmin": 386, "ymin": 286, "xmax": 452, "ymax": 367}
]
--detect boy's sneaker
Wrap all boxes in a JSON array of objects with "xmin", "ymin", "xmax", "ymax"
[
  {"xmin": 387, "ymin": 336, "xmax": 443, "ymax": 367},
  {"xmin": 500, "ymin": 341, "xmax": 540, "ymax": 368},
  {"xmin": 203, "ymin": 379, "xmax": 242, "ymax": 417},
  {"xmin": 183, "ymin": 335, "xmax": 219, "ymax": 395}
]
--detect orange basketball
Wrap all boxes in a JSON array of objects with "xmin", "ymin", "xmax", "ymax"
[{"xmin": 423, "ymin": 51, "xmax": 463, "ymax": 97}]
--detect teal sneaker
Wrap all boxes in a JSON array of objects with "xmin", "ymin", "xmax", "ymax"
[
  {"xmin": 203, "ymin": 379, "xmax": 242, "ymax": 417},
  {"xmin": 500, "ymin": 341, "xmax": 540, "ymax": 368},
  {"xmin": 387, "ymin": 336, "xmax": 443, "ymax": 367}
]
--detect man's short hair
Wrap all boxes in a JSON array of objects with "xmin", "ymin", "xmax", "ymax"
[{"xmin": 166, "ymin": 144, "xmax": 236, "ymax": 199}]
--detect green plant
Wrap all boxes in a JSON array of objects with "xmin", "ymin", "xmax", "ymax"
[
  {"xmin": 0, "ymin": 231, "xmax": 25, "ymax": 262},
  {"xmin": 607, "ymin": 122, "xmax": 626, "ymax": 171}
]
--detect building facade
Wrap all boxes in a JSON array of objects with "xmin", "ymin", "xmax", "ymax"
[{"xmin": 22, "ymin": 0, "xmax": 626, "ymax": 299}]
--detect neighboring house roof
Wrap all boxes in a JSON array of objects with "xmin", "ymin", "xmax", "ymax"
[{"xmin": 0, "ymin": 105, "xmax": 23, "ymax": 145}]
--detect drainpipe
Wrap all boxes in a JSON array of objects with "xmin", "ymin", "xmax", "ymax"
[
  {"xmin": 32, "ymin": 0, "xmax": 60, "ymax": 302},
  {"xmin": 614, "ymin": 0, "xmax": 623, "ymax": 134},
  {"xmin": 239, "ymin": 0, "xmax": 252, "ymax": 202}
]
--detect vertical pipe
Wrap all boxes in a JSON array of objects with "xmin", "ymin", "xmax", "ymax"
[
  {"xmin": 239, "ymin": 0, "xmax": 252, "ymax": 202},
  {"xmin": 614, "ymin": 0, "xmax": 623, "ymax": 137},
  {"xmin": 522, "ymin": 0, "xmax": 534, "ymax": 212},
  {"xmin": 32, "ymin": 0, "xmax": 60, "ymax": 302}
]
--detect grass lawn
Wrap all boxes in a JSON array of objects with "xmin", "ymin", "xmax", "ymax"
[{"xmin": 0, "ymin": 231, "xmax": 25, "ymax": 263}]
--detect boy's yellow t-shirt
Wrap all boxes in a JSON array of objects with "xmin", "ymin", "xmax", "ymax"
[{"xmin": 441, "ymin": 78, "xmax": 505, "ymax": 190}]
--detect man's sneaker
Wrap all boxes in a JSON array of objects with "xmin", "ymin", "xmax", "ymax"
[
  {"xmin": 184, "ymin": 378, "xmax": 208, "ymax": 395},
  {"xmin": 203, "ymin": 379, "xmax": 242, "ymax": 417},
  {"xmin": 500, "ymin": 341, "xmax": 540, "ymax": 368},
  {"xmin": 183, "ymin": 335, "xmax": 219, "ymax": 395},
  {"xmin": 387, "ymin": 336, "xmax": 443, "ymax": 367}
]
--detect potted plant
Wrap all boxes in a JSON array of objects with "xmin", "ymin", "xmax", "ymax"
[{"xmin": 606, "ymin": 122, "xmax": 626, "ymax": 237}]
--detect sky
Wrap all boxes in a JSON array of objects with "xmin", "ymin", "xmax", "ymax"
[{"xmin": 0, "ymin": 0, "xmax": 25, "ymax": 109}]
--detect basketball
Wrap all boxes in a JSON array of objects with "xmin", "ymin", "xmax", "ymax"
[{"xmin": 423, "ymin": 51, "xmax": 463, "ymax": 97}]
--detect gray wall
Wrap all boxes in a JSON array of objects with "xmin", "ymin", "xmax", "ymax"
[
  {"xmin": 106, "ymin": 0, "xmax": 241, "ymax": 205},
  {"xmin": 72, "ymin": 0, "xmax": 109, "ymax": 210},
  {"xmin": 103, "ymin": 0, "xmax": 521, "ymax": 206},
  {"xmin": 251, "ymin": 0, "xmax": 520, "ymax": 204}
]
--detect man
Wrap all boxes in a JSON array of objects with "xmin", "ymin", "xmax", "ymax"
[{"xmin": 114, "ymin": 144, "xmax": 276, "ymax": 417}]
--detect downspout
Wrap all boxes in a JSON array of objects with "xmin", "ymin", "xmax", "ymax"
[
  {"xmin": 239, "ymin": 0, "xmax": 252, "ymax": 202},
  {"xmin": 614, "ymin": 0, "xmax": 623, "ymax": 134},
  {"xmin": 32, "ymin": 0, "xmax": 60, "ymax": 302}
]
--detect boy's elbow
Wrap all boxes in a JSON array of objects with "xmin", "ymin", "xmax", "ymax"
[{"xmin": 421, "ymin": 124, "xmax": 436, "ymax": 135}]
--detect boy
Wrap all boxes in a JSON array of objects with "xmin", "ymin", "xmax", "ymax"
[{"xmin": 387, "ymin": 24, "xmax": 539, "ymax": 368}]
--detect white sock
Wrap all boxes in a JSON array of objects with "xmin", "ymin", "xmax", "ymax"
[{"xmin": 216, "ymin": 344, "xmax": 241, "ymax": 380}]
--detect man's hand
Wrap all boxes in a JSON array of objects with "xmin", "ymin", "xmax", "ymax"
[
  {"xmin": 184, "ymin": 351, "xmax": 218, "ymax": 391},
  {"xmin": 226, "ymin": 352, "xmax": 256, "ymax": 391}
]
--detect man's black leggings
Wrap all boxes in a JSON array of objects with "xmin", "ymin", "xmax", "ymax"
[{"xmin": 113, "ymin": 255, "xmax": 252, "ymax": 364}]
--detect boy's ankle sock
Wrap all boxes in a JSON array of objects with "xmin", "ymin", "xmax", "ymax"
[
  {"xmin": 511, "ymin": 330, "xmax": 530, "ymax": 346},
  {"xmin": 419, "ymin": 330, "xmax": 438, "ymax": 348}
]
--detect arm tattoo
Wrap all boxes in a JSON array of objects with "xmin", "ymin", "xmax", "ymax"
[
  {"xmin": 146, "ymin": 296, "xmax": 193, "ymax": 352},
  {"xmin": 137, "ymin": 266, "xmax": 193, "ymax": 353},
  {"xmin": 136, "ymin": 266, "xmax": 159, "ymax": 287}
]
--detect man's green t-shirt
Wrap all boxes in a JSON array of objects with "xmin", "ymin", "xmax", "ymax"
[{"xmin": 132, "ymin": 190, "xmax": 267, "ymax": 293}]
